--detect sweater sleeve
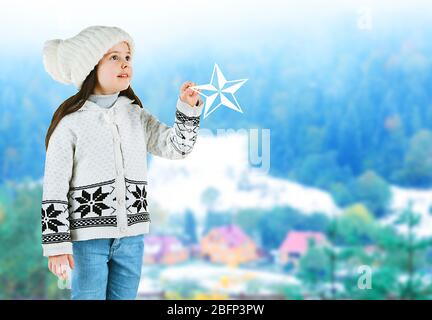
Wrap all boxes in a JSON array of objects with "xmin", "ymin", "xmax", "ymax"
[
  {"xmin": 41, "ymin": 119, "xmax": 75, "ymax": 257},
  {"xmin": 141, "ymin": 97, "xmax": 204, "ymax": 159}
]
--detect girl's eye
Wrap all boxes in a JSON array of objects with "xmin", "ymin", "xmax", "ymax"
[{"xmin": 110, "ymin": 55, "xmax": 131, "ymax": 62}]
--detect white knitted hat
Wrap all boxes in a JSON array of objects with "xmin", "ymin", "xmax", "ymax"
[{"xmin": 43, "ymin": 25, "xmax": 135, "ymax": 89}]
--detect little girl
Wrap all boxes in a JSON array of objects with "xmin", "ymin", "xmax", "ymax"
[{"xmin": 41, "ymin": 25, "xmax": 203, "ymax": 300}]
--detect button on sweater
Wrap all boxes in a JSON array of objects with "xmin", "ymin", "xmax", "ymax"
[{"xmin": 41, "ymin": 95, "xmax": 204, "ymax": 257}]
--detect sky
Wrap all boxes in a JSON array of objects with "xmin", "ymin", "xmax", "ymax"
[{"xmin": 0, "ymin": 0, "xmax": 430, "ymax": 56}]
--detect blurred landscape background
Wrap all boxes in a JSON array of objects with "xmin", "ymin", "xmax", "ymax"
[{"xmin": 1, "ymin": 0, "xmax": 432, "ymax": 299}]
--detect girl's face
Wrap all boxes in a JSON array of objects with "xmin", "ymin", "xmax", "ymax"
[{"xmin": 93, "ymin": 41, "xmax": 133, "ymax": 94}]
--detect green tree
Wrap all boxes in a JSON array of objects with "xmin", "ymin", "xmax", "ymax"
[
  {"xmin": 363, "ymin": 203, "xmax": 432, "ymax": 299},
  {"xmin": 200, "ymin": 187, "xmax": 220, "ymax": 212},
  {"xmin": 0, "ymin": 182, "xmax": 69, "ymax": 299},
  {"xmin": 352, "ymin": 170, "xmax": 391, "ymax": 218},
  {"xmin": 335, "ymin": 203, "xmax": 377, "ymax": 245},
  {"xmin": 392, "ymin": 202, "xmax": 432, "ymax": 299},
  {"xmin": 297, "ymin": 239, "xmax": 332, "ymax": 298},
  {"xmin": 183, "ymin": 210, "xmax": 198, "ymax": 245},
  {"xmin": 398, "ymin": 130, "xmax": 432, "ymax": 186}
]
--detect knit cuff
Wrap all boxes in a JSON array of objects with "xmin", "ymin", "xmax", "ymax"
[
  {"xmin": 176, "ymin": 98, "xmax": 204, "ymax": 118},
  {"xmin": 42, "ymin": 242, "xmax": 73, "ymax": 257}
]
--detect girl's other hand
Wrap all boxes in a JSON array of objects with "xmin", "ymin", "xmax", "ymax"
[{"xmin": 48, "ymin": 254, "xmax": 74, "ymax": 280}]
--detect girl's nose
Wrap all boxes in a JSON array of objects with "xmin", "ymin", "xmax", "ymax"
[{"xmin": 120, "ymin": 58, "xmax": 130, "ymax": 69}]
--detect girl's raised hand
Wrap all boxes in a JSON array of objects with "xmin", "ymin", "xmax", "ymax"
[
  {"xmin": 179, "ymin": 81, "xmax": 203, "ymax": 107},
  {"xmin": 48, "ymin": 254, "xmax": 74, "ymax": 280}
]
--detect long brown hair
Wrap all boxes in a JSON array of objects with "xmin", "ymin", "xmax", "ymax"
[{"xmin": 45, "ymin": 66, "xmax": 143, "ymax": 150}]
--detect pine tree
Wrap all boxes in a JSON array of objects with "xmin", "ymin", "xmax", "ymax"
[
  {"xmin": 391, "ymin": 201, "xmax": 432, "ymax": 299},
  {"xmin": 183, "ymin": 210, "xmax": 198, "ymax": 245}
]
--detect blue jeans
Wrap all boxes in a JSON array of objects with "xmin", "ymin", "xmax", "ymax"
[{"xmin": 71, "ymin": 234, "xmax": 144, "ymax": 300}]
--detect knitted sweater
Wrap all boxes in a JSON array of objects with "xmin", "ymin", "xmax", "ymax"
[
  {"xmin": 88, "ymin": 92, "xmax": 120, "ymax": 108},
  {"xmin": 41, "ymin": 95, "xmax": 203, "ymax": 257}
]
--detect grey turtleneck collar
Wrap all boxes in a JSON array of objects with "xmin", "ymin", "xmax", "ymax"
[{"xmin": 88, "ymin": 92, "xmax": 120, "ymax": 109}]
